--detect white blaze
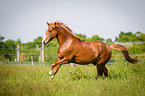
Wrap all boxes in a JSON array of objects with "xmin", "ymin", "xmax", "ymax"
[{"xmin": 42, "ymin": 35, "xmax": 47, "ymax": 43}]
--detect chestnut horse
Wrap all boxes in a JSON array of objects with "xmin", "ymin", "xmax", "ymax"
[{"xmin": 42, "ymin": 21, "xmax": 138, "ymax": 79}]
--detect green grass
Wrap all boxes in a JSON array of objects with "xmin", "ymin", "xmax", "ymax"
[{"xmin": 0, "ymin": 61, "xmax": 145, "ymax": 96}]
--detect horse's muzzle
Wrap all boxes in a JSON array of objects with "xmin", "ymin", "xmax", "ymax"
[
  {"xmin": 43, "ymin": 41, "xmax": 47, "ymax": 45},
  {"xmin": 42, "ymin": 41, "xmax": 49, "ymax": 45}
]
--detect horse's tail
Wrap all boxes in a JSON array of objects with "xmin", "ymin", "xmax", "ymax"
[{"xmin": 110, "ymin": 44, "xmax": 138, "ymax": 64}]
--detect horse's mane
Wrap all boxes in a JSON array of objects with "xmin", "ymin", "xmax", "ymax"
[
  {"xmin": 56, "ymin": 21, "xmax": 81, "ymax": 41},
  {"xmin": 55, "ymin": 21, "xmax": 72, "ymax": 32}
]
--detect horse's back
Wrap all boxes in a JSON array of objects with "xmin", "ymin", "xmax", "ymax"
[{"xmin": 89, "ymin": 41, "xmax": 111, "ymax": 53}]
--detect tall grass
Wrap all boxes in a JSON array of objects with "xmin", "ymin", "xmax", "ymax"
[{"xmin": 0, "ymin": 61, "xmax": 145, "ymax": 96}]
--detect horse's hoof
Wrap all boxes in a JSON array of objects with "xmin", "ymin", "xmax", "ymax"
[
  {"xmin": 49, "ymin": 70, "xmax": 53, "ymax": 75},
  {"xmin": 95, "ymin": 76, "xmax": 98, "ymax": 80},
  {"xmin": 49, "ymin": 75, "xmax": 54, "ymax": 80},
  {"xmin": 49, "ymin": 77, "xmax": 52, "ymax": 80},
  {"xmin": 95, "ymin": 76, "xmax": 100, "ymax": 80}
]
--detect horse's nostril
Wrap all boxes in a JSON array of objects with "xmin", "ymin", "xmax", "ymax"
[{"xmin": 42, "ymin": 41, "xmax": 45, "ymax": 45}]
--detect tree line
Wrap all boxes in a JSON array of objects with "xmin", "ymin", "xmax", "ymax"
[{"xmin": 0, "ymin": 31, "xmax": 145, "ymax": 61}]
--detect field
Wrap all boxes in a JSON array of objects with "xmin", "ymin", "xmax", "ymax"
[{"xmin": 0, "ymin": 60, "xmax": 145, "ymax": 96}]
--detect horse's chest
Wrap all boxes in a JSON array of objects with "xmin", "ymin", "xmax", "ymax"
[
  {"xmin": 59, "ymin": 41, "xmax": 73, "ymax": 53},
  {"xmin": 58, "ymin": 46, "xmax": 74, "ymax": 59}
]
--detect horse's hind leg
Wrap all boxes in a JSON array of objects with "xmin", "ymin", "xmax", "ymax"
[
  {"xmin": 96, "ymin": 65, "xmax": 108, "ymax": 79},
  {"xmin": 103, "ymin": 66, "xmax": 108, "ymax": 77},
  {"xmin": 96, "ymin": 65, "xmax": 103, "ymax": 78}
]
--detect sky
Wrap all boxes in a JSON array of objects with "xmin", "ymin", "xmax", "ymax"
[{"xmin": 0, "ymin": 0, "xmax": 145, "ymax": 43}]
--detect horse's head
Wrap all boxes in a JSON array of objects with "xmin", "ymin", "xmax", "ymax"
[{"xmin": 42, "ymin": 21, "xmax": 60, "ymax": 45}]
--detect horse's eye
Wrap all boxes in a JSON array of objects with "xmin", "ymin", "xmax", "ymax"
[{"xmin": 49, "ymin": 31, "xmax": 52, "ymax": 33}]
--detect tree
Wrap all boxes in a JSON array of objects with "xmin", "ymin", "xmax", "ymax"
[
  {"xmin": 0, "ymin": 36, "xmax": 17, "ymax": 61},
  {"xmin": 116, "ymin": 31, "xmax": 145, "ymax": 42},
  {"xmin": 91, "ymin": 35, "xmax": 105, "ymax": 41},
  {"xmin": 85, "ymin": 37, "xmax": 92, "ymax": 42},
  {"xmin": 15, "ymin": 38, "xmax": 21, "ymax": 45},
  {"xmin": 34, "ymin": 36, "xmax": 43, "ymax": 48},
  {"xmin": 0, "ymin": 36, "xmax": 5, "ymax": 61},
  {"xmin": 106, "ymin": 38, "xmax": 112, "ymax": 42},
  {"xmin": 75, "ymin": 33, "xmax": 86, "ymax": 41},
  {"xmin": 3, "ymin": 40, "xmax": 16, "ymax": 61},
  {"xmin": 0, "ymin": 35, "xmax": 5, "ymax": 42},
  {"xmin": 138, "ymin": 33, "xmax": 145, "ymax": 41},
  {"xmin": 118, "ymin": 31, "xmax": 134, "ymax": 42},
  {"xmin": 115, "ymin": 37, "xmax": 118, "ymax": 42}
]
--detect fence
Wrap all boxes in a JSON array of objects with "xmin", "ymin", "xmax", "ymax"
[
  {"xmin": 115, "ymin": 42, "xmax": 145, "ymax": 45},
  {"xmin": 0, "ymin": 41, "xmax": 58, "ymax": 65},
  {"xmin": 0, "ymin": 41, "xmax": 145, "ymax": 65}
]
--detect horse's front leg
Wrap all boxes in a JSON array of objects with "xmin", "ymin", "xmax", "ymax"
[
  {"xmin": 49, "ymin": 58, "xmax": 60, "ymax": 75},
  {"xmin": 49, "ymin": 57, "xmax": 68, "ymax": 79}
]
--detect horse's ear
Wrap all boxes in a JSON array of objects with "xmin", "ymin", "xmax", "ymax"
[
  {"xmin": 54, "ymin": 21, "xmax": 62, "ymax": 26},
  {"xmin": 55, "ymin": 21, "xmax": 63, "ymax": 24},
  {"xmin": 54, "ymin": 22, "xmax": 57, "ymax": 26},
  {"xmin": 46, "ymin": 22, "xmax": 49, "ymax": 26}
]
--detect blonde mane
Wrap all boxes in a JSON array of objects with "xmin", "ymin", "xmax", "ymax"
[
  {"xmin": 56, "ymin": 21, "xmax": 81, "ymax": 40},
  {"xmin": 55, "ymin": 21, "xmax": 72, "ymax": 32}
]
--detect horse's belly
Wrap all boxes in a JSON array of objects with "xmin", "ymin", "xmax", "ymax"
[
  {"xmin": 73, "ymin": 45, "xmax": 99, "ymax": 64},
  {"xmin": 74, "ymin": 54, "xmax": 97, "ymax": 64}
]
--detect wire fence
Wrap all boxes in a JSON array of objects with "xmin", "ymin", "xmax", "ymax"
[
  {"xmin": 1, "ymin": 54, "xmax": 144, "ymax": 66},
  {"xmin": 0, "ymin": 41, "xmax": 145, "ymax": 65}
]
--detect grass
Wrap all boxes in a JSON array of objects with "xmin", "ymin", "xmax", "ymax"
[{"xmin": 0, "ymin": 61, "xmax": 145, "ymax": 96}]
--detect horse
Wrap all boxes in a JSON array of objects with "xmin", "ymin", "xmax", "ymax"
[{"xmin": 42, "ymin": 21, "xmax": 138, "ymax": 79}]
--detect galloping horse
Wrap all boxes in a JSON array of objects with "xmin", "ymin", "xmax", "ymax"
[{"xmin": 42, "ymin": 21, "xmax": 138, "ymax": 79}]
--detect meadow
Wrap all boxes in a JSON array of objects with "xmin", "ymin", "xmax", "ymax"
[{"xmin": 0, "ymin": 60, "xmax": 145, "ymax": 96}]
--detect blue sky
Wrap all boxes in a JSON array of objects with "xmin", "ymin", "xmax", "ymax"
[{"xmin": 0, "ymin": 0, "xmax": 145, "ymax": 43}]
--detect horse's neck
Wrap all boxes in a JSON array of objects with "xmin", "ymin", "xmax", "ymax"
[{"xmin": 56, "ymin": 27, "xmax": 80, "ymax": 48}]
